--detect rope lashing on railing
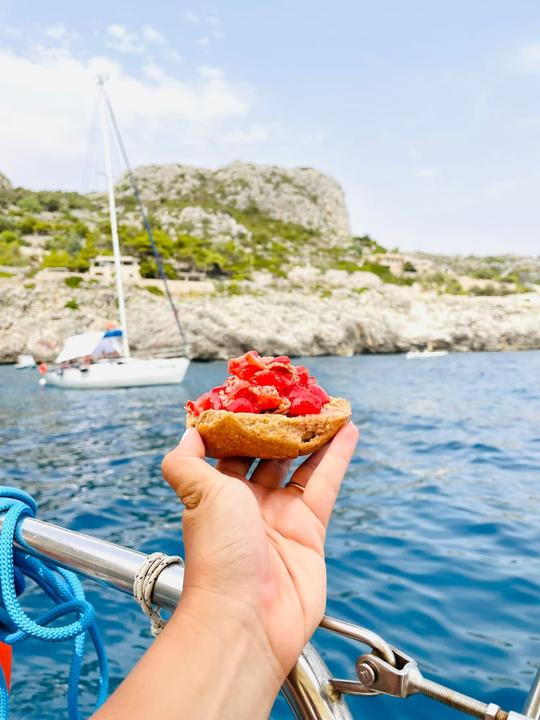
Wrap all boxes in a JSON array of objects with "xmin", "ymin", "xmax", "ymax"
[
  {"xmin": 0, "ymin": 487, "xmax": 109, "ymax": 720},
  {"xmin": 133, "ymin": 552, "xmax": 183, "ymax": 637}
]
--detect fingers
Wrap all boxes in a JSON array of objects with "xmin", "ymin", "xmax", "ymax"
[
  {"xmin": 250, "ymin": 459, "xmax": 292, "ymax": 490},
  {"xmin": 288, "ymin": 443, "xmax": 332, "ymax": 488},
  {"xmin": 161, "ymin": 428, "xmax": 223, "ymax": 510},
  {"xmin": 283, "ymin": 480, "xmax": 306, "ymax": 495},
  {"xmin": 297, "ymin": 423, "xmax": 359, "ymax": 528},
  {"xmin": 216, "ymin": 457, "xmax": 254, "ymax": 480}
]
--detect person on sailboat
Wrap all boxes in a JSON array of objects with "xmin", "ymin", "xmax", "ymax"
[{"xmin": 92, "ymin": 423, "xmax": 359, "ymax": 720}]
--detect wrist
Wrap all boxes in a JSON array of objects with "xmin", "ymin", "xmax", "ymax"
[
  {"xmin": 168, "ymin": 588, "xmax": 285, "ymax": 717},
  {"xmin": 173, "ymin": 586, "xmax": 284, "ymax": 675}
]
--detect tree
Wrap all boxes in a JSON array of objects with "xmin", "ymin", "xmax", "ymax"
[
  {"xmin": 17, "ymin": 195, "xmax": 42, "ymax": 213},
  {"xmin": 41, "ymin": 249, "xmax": 71, "ymax": 268},
  {"xmin": 0, "ymin": 239, "xmax": 24, "ymax": 266}
]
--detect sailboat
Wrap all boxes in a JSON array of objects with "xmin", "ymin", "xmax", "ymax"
[{"xmin": 40, "ymin": 81, "xmax": 190, "ymax": 389}]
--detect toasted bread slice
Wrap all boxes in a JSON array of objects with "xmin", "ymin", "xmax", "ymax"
[{"xmin": 186, "ymin": 397, "xmax": 351, "ymax": 459}]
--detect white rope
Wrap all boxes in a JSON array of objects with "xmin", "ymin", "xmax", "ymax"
[{"xmin": 133, "ymin": 552, "xmax": 183, "ymax": 637}]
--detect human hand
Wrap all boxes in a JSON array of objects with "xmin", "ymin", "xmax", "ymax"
[{"xmin": 161, "ymin": 423, "xmax": 359, "ymax": 681}]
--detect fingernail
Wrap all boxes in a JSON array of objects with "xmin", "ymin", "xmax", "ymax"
[{"xmin": 179, "ymin": 427, "xmax": 192, "ymax": 445}]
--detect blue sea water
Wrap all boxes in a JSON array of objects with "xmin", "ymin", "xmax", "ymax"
[{"xmin": 0, "ymin": 351, "xmax": 539, "ymax": 719}]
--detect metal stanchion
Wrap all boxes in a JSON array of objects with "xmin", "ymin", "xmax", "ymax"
[{"xmin": 524, "ymin": 669, "xmax": 540, "ymax": 720}]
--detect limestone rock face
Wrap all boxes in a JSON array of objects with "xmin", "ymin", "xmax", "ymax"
[
  {"xmin": 286, "ymin": 267, "xmax": 382, "ymax": 290},
  {"xmin": 117, "ymin": 161, "xmax": 351, "ymax": 243},
  {"xmin": 157, "ymin": 206, "xmax": 252, "ymax": 245},
  {"xmin": 1, "ymin": 280, "xmax": 538, "ymax": 362},
  {"xmin": 212, "ymin": 163, "xmax": 350, "ymax": 243}
]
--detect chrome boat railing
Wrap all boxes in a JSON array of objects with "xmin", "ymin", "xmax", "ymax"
[
  {"xmin": 0, "ymin": 513, "xmax": 352, "ymax": 720},
  {"xmin": 524, "ymin": 670, "xmax": 540, "ymax": 720},
  {"xmin": 2, "ymin": 512, "xmax": 539, "ymax": 720}
]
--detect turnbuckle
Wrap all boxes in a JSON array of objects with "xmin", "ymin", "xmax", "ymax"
[{"xmin": 321, "ymin": 616, "xmax": 528, "ymax": 720}]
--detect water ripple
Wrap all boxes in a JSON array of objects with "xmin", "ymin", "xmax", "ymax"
[{"xmin": 1, "ymin": 352, "xmax": 539, "ymax": 719}]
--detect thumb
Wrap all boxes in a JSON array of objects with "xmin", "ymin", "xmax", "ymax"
[
  {"xmin": 175, "ymin": 426, "xmax": 207, "ymax": 459},
  {"xmin": 161, "ymin": 428, "xmax": 222, "ymax": 510}
]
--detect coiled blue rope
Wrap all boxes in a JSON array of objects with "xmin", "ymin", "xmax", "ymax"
[{"xmin": 0, "ymin": 487, "xmax": 109, "ymax": 719}]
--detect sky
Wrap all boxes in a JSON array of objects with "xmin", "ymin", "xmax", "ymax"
[{"xmin": 0, "ymin": 0, "xmax": 539, "ymax": 255}]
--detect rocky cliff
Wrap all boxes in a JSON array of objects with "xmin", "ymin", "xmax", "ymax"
[
  {"xmin": 117, "ymin": 162, "xmax": 351, "ymax": 244},
  {"xmin": 1, "ymin": 279, "xmax": 538, "ymax": 362},
  {"xmin": 1, "ymin": 161, "xmax": 539, "ymax": 362}
]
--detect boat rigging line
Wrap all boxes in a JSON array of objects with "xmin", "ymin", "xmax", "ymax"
[{"xmin": 97, "ymin": 78, "xmax": 189, "ymax": 355}]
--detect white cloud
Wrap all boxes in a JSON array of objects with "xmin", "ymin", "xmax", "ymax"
[
  {"xmin": 0, "ymin": 23, "xmax": 21, "ymax": 38},
  {"xmin": 198, "ymin": 66, "xmax": 223, "ymax": 79},
  {"xmin": 415, "ymin": 167, "xmax": 440, "ymax": 178},
  {"xmin": 106, "ymin": 24, "xmax": 180, "ymax": 60},
  {"xmin": 0, "ymin": 48, "xmax": 250, "ymax": 190},
  {"xmin": 143, "ymin": 62, "xmax": 165, "ymax": 81},
  {"xmin": 142, "ymin": 25, "xmax": 165, "ymax": 45},
  {"xmin": 198, "ymin": 36, "xmax": 210, "ymax": 46},
  {"xmin": 106, "ymin": 24, "xmax": 145, "ymax": 54},
  {"xmin": 44, "ymin": 24, "xmax": 68, "ymax": 40},
  {"xmin": 165, "ymin": 48, "xmax": 183, "ymax": 63},
  {"xmin": 223, "ymin": 125, "xmax": 270, "ymax": 144},
  {"xmin": 184, "ymin": 10, "xmax": 200, "ymax": 24},
  {"xmin": 207, "ymin": 16, "xmax": 223, "ymax": 37},
  {"xmin": 515, "ymin": 43, "xmax": 540, "ymax": 73}
]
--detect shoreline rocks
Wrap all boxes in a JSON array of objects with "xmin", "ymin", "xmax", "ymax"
[{"xmin": 1, "ymin": 280, "xmax": 539, "ymax": 362}]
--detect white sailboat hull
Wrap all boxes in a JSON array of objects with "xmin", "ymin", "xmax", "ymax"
[{"xmin": 41, "ymin": 357, "xmax": 190, "ymax": 389}]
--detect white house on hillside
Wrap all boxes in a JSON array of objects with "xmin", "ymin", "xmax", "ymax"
[{"xmin": 89, "ymin": 255, "xmax": 141, "ymax": 283}]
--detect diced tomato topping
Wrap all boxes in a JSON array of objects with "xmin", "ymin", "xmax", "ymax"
[
  {"xmin": 295, "ymin": 366, "xmax": 311, "ymax": 386},
  {"xmin": 226, "ymin": 397, "xmax": 258, "ymax": 413},
  {"xmin": 250, "ymin": 385, "xmax": 282, "ymax": 411},
  {"xmin": 309, "ymin": 384, "xmax": 330, "ymax": 404},
  {"xmin": 288, "ymin": 396, "xmax": 323, "ymax": 416},
  {"xmin": 228, "ymin": 350, "xmax": 267, "ymax": 380},
  {"xmin": 245, "ymin": 351, "xmax": 266, "ymax": 367},
  {"xmin": 250, "ymin": 366, "xmax": 296, "ymax": 393},
  {"xmin": 287, "ymin": 385, "xmax": 324, "ymax": 416},
  {"xmin": 186, "ymin": 351, "xmax": 332, "ymax": 417},
  {"xmin": 191, "ymin": 391, "xmax": 224, "ymax": 412}
]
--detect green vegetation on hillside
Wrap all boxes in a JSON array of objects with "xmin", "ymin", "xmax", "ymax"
[
  {"xmin": 0, "ymin": 230, "xmax": 25, "ymax": 266},
  {"xmin": 0, "ymin": 174, "xmax": 537, "ymax": 298},
  {"xmin": 358, "ymin": 260, "xmax": 414, "ymax": 286},
  {"xmin": 64, "ymin": 276, "xmax": 83, "ymax": 289}
]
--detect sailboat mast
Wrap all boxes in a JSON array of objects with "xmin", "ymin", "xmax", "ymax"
[
  {"xmin": 98, "ymin": 78, "xmax": 130, "ymax": 359},
  {"xmin": 103, "ymin": 89, "xmax": 189, "ymax": 355}
]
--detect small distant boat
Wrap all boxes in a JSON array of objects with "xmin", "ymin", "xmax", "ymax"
[
  {"xmin": 406, "ymin": 349, "xmax": 448, "ymax": 359},
  {"xmin": 15, "ymin": 354, "xmax": 36, "ymax": 369}
]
